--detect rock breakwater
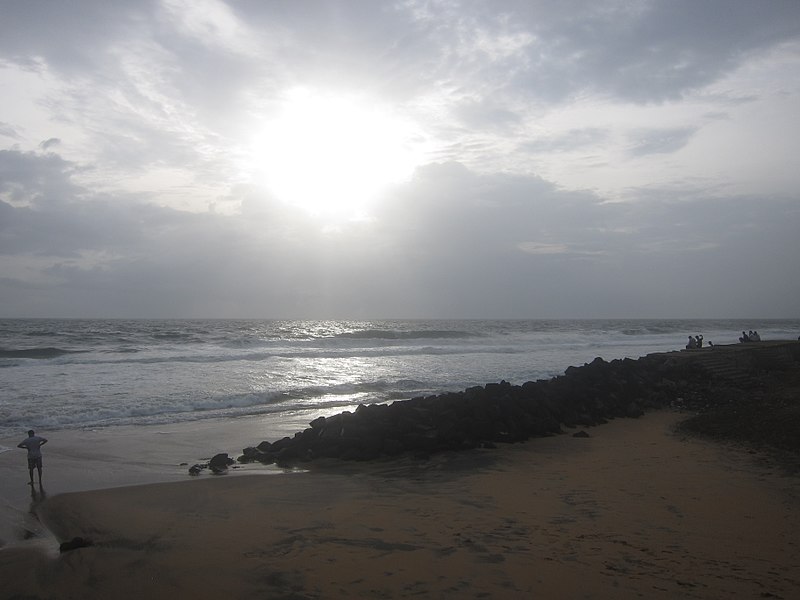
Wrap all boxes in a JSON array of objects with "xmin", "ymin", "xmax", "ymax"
[{"xmin": 226, "ymin": 341, "xmax": 799, "ymax": 468}]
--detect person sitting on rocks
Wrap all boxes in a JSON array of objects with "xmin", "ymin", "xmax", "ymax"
[
  {"xmin": 686, "ymin": 336, "xmax": 697, "ymax": 349},
  {"xmin": 739, "ymin": 331, "xmax": 750, "ymax": 343},
  {"xmin": 751, "ymin": 330, "xmax": 761, "ymax": 342},
  {"xmin": 695, "ymin": 335, "xmax": 703, "ymax": 348}
]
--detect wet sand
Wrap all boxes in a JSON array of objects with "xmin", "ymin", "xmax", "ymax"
[
  {"xmin": 0, "ymin": 411, "xmax": 326, "ymax": 547},
  {"xmin": 1, "ymin": 410, "xmax": 798, "ymax": 599}
]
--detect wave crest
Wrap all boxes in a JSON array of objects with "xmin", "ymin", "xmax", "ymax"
[{"xmin": 0, "ymin": 347, "xmax": 76, "ymax": 359}]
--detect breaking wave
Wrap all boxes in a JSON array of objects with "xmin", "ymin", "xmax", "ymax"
[{"xmin": 0, "ymin": 347, "xmax": 78, "ymax": 359}]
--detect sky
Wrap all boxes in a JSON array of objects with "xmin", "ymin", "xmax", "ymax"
[{"xmin": 1, "ymin": 0, "xmax": 799, "ymax": 319}]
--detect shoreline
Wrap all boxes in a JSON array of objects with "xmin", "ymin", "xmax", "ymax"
[
  {"xmin": 0, "ymin": 412, "xmax": 319, "ymax": 548},
  {"xmin": 2, "ymin": 410, "xmax": 798, "ymax": 599},
  {"xmin": 1, "ymin": 341, "xmax": 798, "ymax": 598}
]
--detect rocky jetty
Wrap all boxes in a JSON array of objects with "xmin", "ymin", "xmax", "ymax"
[{"xmin": 234, "ymin": 341, "xmax": 800, "ymax": 468}]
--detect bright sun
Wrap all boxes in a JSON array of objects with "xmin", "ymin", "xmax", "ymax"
[{"xmin": 250, "ymin": 88, "xmax": 426, "ymax": 221}]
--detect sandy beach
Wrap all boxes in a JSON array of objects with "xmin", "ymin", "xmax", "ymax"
[
  {"xmin": 0, "ymin": 411, "xmax": 321, "ymax": 548},
  {"xmin": 1, "ymin": 410, "xmax": 798, "ymax": 600}
]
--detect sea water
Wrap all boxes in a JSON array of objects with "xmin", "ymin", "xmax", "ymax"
[
  {"xmin": 1, "ymin": 318, "xmax": 798, "ymax": 440},
  {"xmin": 1, "ymin": 318, "xmax": 799, "ymax": 547}
]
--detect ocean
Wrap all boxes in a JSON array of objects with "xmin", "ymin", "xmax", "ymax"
[
  {"xmin": 1, "ymin": 317, "xmax": 799, "ymax": 547},
  {"xmin": 2, "ymin": 318, "xmax": 798, "ymax": 440}
]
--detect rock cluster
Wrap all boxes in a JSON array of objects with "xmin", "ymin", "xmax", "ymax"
[
  {"xmin": 188, "ymin": 452, "xmax": 235, "ymax": 475},
  {"xmin": 236, "ymin": 353, "xmax": 712, "ymax": 467}
]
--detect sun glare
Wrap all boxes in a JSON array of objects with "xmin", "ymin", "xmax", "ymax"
[{"xmin": 249, "ymin": 88, "xmax": 426, "ymax": 221}]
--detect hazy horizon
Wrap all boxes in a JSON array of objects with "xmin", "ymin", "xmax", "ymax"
[
  {"xmin": 2, "ymin": 316, "xmax": 798, "ymax": 324},
  {"xmin": 2, "ymin": 1, "xmax": 799, "ymax": 319}
]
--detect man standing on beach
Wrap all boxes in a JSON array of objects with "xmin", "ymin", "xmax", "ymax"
[{"xmin": 18, "ymin": 430, "xmax": 47, "ymax": 485}]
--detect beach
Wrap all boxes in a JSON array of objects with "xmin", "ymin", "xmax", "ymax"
[
  {"xmin": 2, "ymin": 409, "xmax": 798, "ymax": 600},
  {"xmin": 0, "ymin": 412, "xmax": 316, "ymax": 548},
  {"xmin": 2, "ymin": 337, "xmax": 799, "ymax": 599}
]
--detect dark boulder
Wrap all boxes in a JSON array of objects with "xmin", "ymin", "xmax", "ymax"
[
  {"xmin": 209, "ymin": 453, "xmax": 234, "ymax": 468},
  {"xmin": 238, "ymin": 446, "xmax": 262, "ymax": 463}
]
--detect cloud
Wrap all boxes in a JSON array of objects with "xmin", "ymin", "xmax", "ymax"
[
  {"xmin": 0, "ymin": 0, "xmax": 159, "ymax": 74},
  {"xmin": 38, "ymin": 138, "xmax": 60, "ymax": 151},
  {"xmin": 0, "ymin": 149, "xmax": 82, "ymax": 209},
  {"xmin": 160, "ymin": 0, "xmax": 260, "ymax": 56},
  {"xmin": 0, "ymin": 1, "xmax": 798, "ymax": 318},
  {"xmin": 517, "ymin": 242, "xmax": 570, "ymax": 255},
  {"xmin": 628, "ymin": 127, "xmax": 697, "ymax": 156},
  {"xmin": 0, "ymin": 121, "xmax": 21, "ymax": 140},
  {"xmin": 1, "ymin": 148, "xmax": 798, "ymax": 318},
  {"xmin": 513, "ymin": 0, "xmax": 800, "ymax": 102},
  {"xmin": 519, "ymin": 128, "xmax": 609, "ymax": 153}
]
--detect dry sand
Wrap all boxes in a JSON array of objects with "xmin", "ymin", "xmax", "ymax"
[{"xmin": 1, "ymin": 410, "xmax": 798, "ymax": 600}]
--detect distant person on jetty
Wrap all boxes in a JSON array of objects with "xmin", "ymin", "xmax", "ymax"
[
  {"xmin": 17, "ymin": 430, "xmax": 47, "ymax": 485},
  {"xmin": 739, "ymin": 331, "xmax": 761, "ymax": 343},
  {"xmin": 685, "ymin": 335, "xmax": 703, "ymax": 349}
]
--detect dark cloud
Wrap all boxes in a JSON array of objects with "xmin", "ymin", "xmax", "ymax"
[
  {"xmin": 0, "ymin": 122, "xmax": 21, "ymax": 140},
  {"xmin": 0, "ymin": 149, "xmax": 83, "ymax": 209},
  {"xmin": 0, "ymin": 0, "xmax": 159, "ymax": 73},
  {"xmin": 490, "ymin": 0, "xmax": 800, "ymax": 102},
  {"xmin": 38, "ymin": 138, "xmax": 60, "ymax": 151},
  {"xmin": 628, "ymin": 127, "xmax": 697, "ymax": 156}
]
